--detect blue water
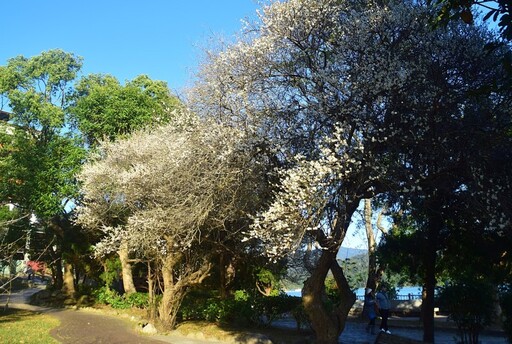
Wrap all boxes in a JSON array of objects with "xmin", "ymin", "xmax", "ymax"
[{"xmin": 286, "ymin": 286, "xmax": 422, "ymax": 298}]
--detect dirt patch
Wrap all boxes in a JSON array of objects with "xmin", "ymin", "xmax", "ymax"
[{"xmin": 172, "ymin": 321, "xmax": 314, "ymax": 344}]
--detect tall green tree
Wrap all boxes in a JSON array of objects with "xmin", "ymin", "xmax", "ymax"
[
  {"xmin": 69, "ymin": 73, "xmax": 184, "ymax": 294},
  {"xmin": 70, "ymin": 74, "xmax": 183, "ymax": 148},
  {"xmin": 0, "ymin": 49, "xmax": 86, "ymax": 293}
]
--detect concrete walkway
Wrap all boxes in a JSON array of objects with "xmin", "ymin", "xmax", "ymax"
[
  {"xmin": 0, "ymin": 284, "xmax": 51, "ymax": 312},
  {"xmin": 2, "ymin": 282, "xmax": 508, "ymax": 343},
  {"xmin": 272, "ymin": 317, "xmax": 508, "ymax": 343}
]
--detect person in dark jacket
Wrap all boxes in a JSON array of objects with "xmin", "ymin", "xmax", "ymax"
[
  {"xmin": 376, "ymin": 285, "xmax": 391, "ymax": 334},
  {"xmin": 364, "ymin": 288, "xmax": 377, "ymax": 334}
]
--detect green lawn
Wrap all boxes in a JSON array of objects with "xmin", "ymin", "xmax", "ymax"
[{"xmin": 0, "ymin": 309, "xmax": 60, "ymax": 344}]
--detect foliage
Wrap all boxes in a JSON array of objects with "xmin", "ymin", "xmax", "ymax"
[
  {"xmin": 0, "ymin": 49, "xmax": 89, "ymax": 292},
  {"xmin": 70, "ymin": 74, "xmax": 184, "ymax": 148},
  {"xmin": 76, "ymin": 118, "xmax": 264, "ymax": 328},
  {"xmin": 429, "ymin": 0, "xmax": 512, "ymax": 40},
  {"xmin": 0, "ymin": 308, "xmax": 60, "ymax": 344},
  {"xmin": 191, "ymin": 1, "xmax": 511, "ymax": 341},
  {"xmin": 437, "ymin": 280, "xmax": 495, "ymax": 344},
  {"xmin": 339, "ymin": 257, "xmax": 369, "ymax": 290},
  {"xmin": 93, "ymin": 286, "xmax": 149, "ymax": 309},
  {"xmin": 179, "ymin": 289, "xmax": 301, "ymax": 326},
  {"xmin": 499, "ymin": 287, "xmax": 512, "ymax": 343},
  {"xmin": 0, "ymin": 49, "xmax": 85, "ymax": 218},
  {"xmin": 255, "ymin": 268, "xmax": 282, "ymax": 296},
  {"xmin": 98, "ymin": 256, "xmax": 122, "ymax": 289}
]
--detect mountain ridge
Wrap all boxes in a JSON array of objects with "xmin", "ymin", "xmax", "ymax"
[{"xmin": 337, "ymin": 246, "xmax": 367, "ymax": 260}]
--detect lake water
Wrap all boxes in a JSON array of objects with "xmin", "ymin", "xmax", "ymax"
[{"xmin": 286, "ymin": 286, "xmax": 422, "ymax": 298}]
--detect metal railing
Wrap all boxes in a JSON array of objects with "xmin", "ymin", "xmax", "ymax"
[{"xmin": 356, "ymin": 293, "xmax": 422, "ymax": 301}]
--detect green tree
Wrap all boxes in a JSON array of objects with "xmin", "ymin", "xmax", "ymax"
[
  {"xmin": 0, "ymin": 49, "xmax": 86, "ymax": 293},
  {"xmin": 70, "ymin": 74, "xmax": 183, "ymax": 147},
  {"xmin": 69, "ymin": 73, "xmax": 184, "ymax": 295}
]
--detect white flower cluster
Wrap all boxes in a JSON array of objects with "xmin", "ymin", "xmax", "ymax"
[
  {"xmin": 249, "ymin": 123, "xmax": 365, "ymax": 258},
  {"xmin": 76, "ymin": 115, "xmax": 255, "ymax": 261}
]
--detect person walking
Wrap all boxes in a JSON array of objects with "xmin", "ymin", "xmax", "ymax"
[
  {"xmin": 376, "ymin": 285, "xmax": 391, "ymax": 334},
  {"xmin": 364, "ymin": 288, "xmax": 377, "ymax": 334}
]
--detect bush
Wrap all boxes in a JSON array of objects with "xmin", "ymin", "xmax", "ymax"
[
  {"xmin": 179, "ymin": 290, "xmax": 302, "ymax": 326},
  {"xmin": 253, "ymin": 293, "xmax": 302, "ymax": 325},
  {"xmin": 93, "ymin": 287, "xmax": 149, "ymax": 309},
  {"xmin": 499, "ymin": 287, "xmax": 512, "ymax": 343},
  {"xmin": 437, "ymin": 280, "xmax": 495, "ymax": 344}
]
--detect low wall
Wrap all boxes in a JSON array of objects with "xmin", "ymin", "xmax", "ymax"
[{"xmin": 351, "ymin": 299, "xmax": 423, "ymax": 317}]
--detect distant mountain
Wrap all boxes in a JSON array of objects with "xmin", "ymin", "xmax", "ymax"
[{"xmin": 337, "ymin": 246, "xmax": 367, "ymax": 260}]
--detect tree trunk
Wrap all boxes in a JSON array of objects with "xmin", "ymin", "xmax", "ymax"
[
  {"xmin": 423, "ymin": 256, "xmax": 436, "ymax": 344},
  {"xmin": 52, "ymin": 256, "xmax": 63, "ymax": 290},
  {"xmin": 117, "ymin": 242, "xmax": 136, "ymax": 294},
  {"xmin": 302, "ymin": 199, "xmax": 359, "ymax": 343},
  {"xmin": 147, "ymin": 261, "xmax": 158, "ymax": 321},
  {"xmin": 364, "ymin": 199, "xmax": 378, "ymax": 291},
  {"xmin": 302, "ymin": 251, "xmax": 340, "ymax": 344},
  {"xmin": 422, "ymin": 205, "xmax": 442, "ymax": 343},
  {"xmin": 302, "ymin": 250, "xmax": 356, "ymax": 344},
  {"xmin": 219, "ymin": 253, "xmax": 235, "ymax": 299},
  {"xmin": 158, "ymin": 253, "xmax": 212, "ymax": 329},
  {"xmin": 330, "ymin": 258, "xmax": 357, "ymax": 332},
  {"xmin": 62, "ymin": 261, "xmax": 76, "ymax": 296},
  {"xmin": 158, "ymin": 257, "xmax": 183, "ymax": 329}
]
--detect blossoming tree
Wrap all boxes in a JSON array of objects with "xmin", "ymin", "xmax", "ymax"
[
  {"xmin": 76, "ymin": 118, "xmax": 262, "ymax": 328},
  {"xmin": 189, "ymin": 0, "xmax": 510, "ymax": 342}
]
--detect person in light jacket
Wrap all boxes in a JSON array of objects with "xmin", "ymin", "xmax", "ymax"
[{"xmin": 376, "ymin": 285, "xmax": 391, "ymax": 334}]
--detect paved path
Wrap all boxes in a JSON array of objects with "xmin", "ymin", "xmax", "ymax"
[
  {"xmin": 273, "ymin": 317, "xmax": 508, "ymax": 343},
  {"xmin": 0, "ymin": 285, "xmax": 50, "ymax": 312},
  {"xmin": 339, "ymin": 321, "xmax": 507, "ymax": 344},
  {"xmin": 2, "ymin": 284, "xmax": 508, "ymax": 343},
  {"xmin": 1, "ymin": 283, "xmax": 220, "ymax": 344},
  {"xmin": 49, "ymin": 309, "xmax": 169, "ymax": 344}
]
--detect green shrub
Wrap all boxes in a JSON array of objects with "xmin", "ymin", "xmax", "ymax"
[
  {"xmin": 253, "ymin": 293, "xmax": 302, "ymax": 325},
  {"xmin": 437, "ymin": 280, "xmax": 495, "ymax": 344},
  {"xmin": 99, "ymin": 257, "xmax": 121, "ymax": 288},
  {"xmin": 125, "ymin": 292, "xmax": 149, "ymax": 308},
  {"xmin": 93, "ymin": 287, "xmax": 150, "ymax": 309},
  {"xmin": 179, "ymin": 289, "xmax": 301, "ymax": 327}
]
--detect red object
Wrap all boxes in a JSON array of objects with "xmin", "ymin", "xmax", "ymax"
[{"xmin": 26, "ymin": 260, "xmax": 46, "ymax": 273}]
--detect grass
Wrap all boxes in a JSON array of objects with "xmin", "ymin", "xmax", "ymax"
[{"xmin": 0, "ymin": 308, "xmax": 60, "ymax": 344}]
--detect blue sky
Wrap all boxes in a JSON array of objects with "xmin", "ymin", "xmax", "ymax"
[{"xmin": 1, "ymin": 0, "xmax": 259, "ymax": 95}]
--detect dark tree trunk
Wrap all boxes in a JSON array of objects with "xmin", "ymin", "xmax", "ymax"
[
  {"xmin": 219, "ymin": 253, "xmax": 235, "ymax": 299},
  {"xmin": 147, "ymin": 261, "xmax": 158, "ymax": 321},
  {"xmin": 302, "ymin": 197, "xmax": 359, "ymax": 343},
  {"xmin": 53, "ymin": 256, "xmax": 63, "ymax": 290},
  {"xmin": 302, "ymin": 251, "xmax": 340, "ymax": 344},
  {"xmin": 302, "ymin": 250, "xmax": 357, "ymax": 344},
  {"xmin": 158, "ymin": 251, "xmax": 211, "ymax": 330},
  {"xmin": 62, "ymin": 261, "xmax": 76, "ymax": 296},
  {"xmin": 330, "ymin": 258, "xmax": 357, "ymax": 332},
  {"xmin": 422, "ymin": 203, "xmax": 442, "ymax": 343}
]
